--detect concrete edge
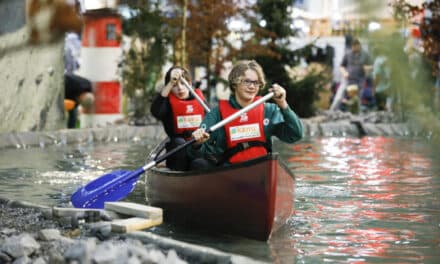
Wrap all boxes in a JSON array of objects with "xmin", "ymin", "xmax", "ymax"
[
  {"xmin": 0, "ymin": 119, "xmax": 428, "ymax": 151},
  {"xmin": 0, "ymin": 124, "xmax": 166, "ymax": 150},
  {"xmin": 126, "ymin": 231, "xmax": 269, "ymax": 264}
]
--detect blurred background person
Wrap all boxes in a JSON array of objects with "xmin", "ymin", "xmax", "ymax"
[
  {"xmin": 64, "ymin": 73, "xmax": 94, "ymax": 128},
  {"xmin": 340, "ymin": 38, "xmax": 373, "ymax": 109},
  {"xmin": 340, "ymin": 84, "xmax": 359, "ymax": 114}
]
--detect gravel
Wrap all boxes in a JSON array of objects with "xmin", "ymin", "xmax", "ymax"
[{"xmin": 0, "ymin": 199, "xmax": 266, "ymax": 264}]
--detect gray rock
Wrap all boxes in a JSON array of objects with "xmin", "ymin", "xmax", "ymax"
[
  {"xmin": 92, "ymin": 243, "xmax": 118, "ymax": 264},
  {"xmin": 37, "ymin": 229, "xmax": 62, "ymax": 241},
  {"xmin": 48, "ymin": 251, "xmax": 65, "ymax": 264},
  {"xmin": 84, "ymin": 222, "xmax": 112, "ymax": 241},
  {"xmin": 0, "ymin": 251, "xmax": 12, "ymax": 263},
  {"xmin": 32, "ymin": 256, "xmax": 46, "ymax": 264},
  {"xmin": 11, "ymin": 255, "xmax": 32, "ymax": 264},
  {"xmin": 64, "ymin": 239, "xmax": 96, "ymax": 263},
  {"xmin": 1, "ymin": 227, "xmax": 17, "ymax": 236},
  {"xmin": 1, "ymin": 233, "xmax": 40, "ymax": 258}
]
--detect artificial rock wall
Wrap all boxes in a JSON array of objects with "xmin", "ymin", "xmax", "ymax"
[{"xmin": 0, "ymin": 0, "xmax": 65, "ymax": 133}]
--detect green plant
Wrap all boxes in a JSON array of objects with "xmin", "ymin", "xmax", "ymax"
[{"xmin": 121, "ymin": 1, "xmax": 172, "ymax": 118}]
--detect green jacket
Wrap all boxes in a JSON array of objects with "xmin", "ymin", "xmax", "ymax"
[{"xmin": 187, "ymin": 96, "xmax": 304, "ymax": 161}]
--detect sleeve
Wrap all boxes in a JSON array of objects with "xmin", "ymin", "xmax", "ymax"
[
  {"xmin": 266, "ymin": 103, "xmax": 303, "ymax": 143},
  {"xmin": 372, "ymin": 58, "xmax": 382, "ymax": 78},
  {"xmin": 366, "ymin": 52, "xmax": 373, "ymax": 65},
  {"xmin": 341, "ymin": 53, "xmax": 348, "ymax": 67},
  {"xmin": 150, "ymin": 93, "xmax": 170, "ymax": 120}
]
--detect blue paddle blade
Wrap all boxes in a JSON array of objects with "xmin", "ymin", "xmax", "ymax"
[{"xmin": 71, "ymin": 168, "xmax": 145, "ymax": 209}]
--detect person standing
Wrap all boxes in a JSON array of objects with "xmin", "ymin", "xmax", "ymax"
[
  {"xmin": 189, "ymin": 60, "xmax": 303, "ymax": 169},
  {"xmin": 340, "ymin": 38, "xmax": 373, "ymax": 109},
  {"xmin": 64, "ymin": 73, "xmax": 94, "ymax": 128},
  {"xmin": 150, "ymin": 66, "xmax": 208, "ymax": 171},
  {"xmin": 372, "ymin": 53, "xmax": 392, "ymax": 111}
]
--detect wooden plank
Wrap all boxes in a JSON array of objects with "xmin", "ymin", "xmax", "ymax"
[
  {"xmin": 111, "ymin": 217, "xmax": 163, "ymax": 233},
  {"xmin": 104, "ymin": 202, "xmax": 162, "ymax": 220},
  {"xmin": 53, "ymin": 207, "xmax": 102, "ymax": 217}
]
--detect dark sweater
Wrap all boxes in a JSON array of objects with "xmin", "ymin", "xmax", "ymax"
[
  {"xmin": 150, "ymin": 90, "xmax": 206, "ymax": 138},
  {"xmin": 64, "ymin": 73, "xmax": 92, "ymax": 105}
]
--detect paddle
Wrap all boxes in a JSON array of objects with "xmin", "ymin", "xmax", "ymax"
[
  {"xmin": 180, "ymin": 76, "xmax": 211, "ymax": 113},
  {"xmin": 71, "ymin": 92, "xmax": 274, "ymax": 208}
]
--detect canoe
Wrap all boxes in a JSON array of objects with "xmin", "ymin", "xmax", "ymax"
[{"xmin": 144, "ymin": 153, "xmax": 295, "ymax": 241}]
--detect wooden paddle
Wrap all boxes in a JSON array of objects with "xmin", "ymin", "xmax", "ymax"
[{"xmin": 71, "ymin": 92, "xmax": 275, "ymax": 208}]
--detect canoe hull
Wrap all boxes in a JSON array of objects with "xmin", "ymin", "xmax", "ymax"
[{"xmin": 144, "ymin": 153, "xmax": 294, "ymax": 240}]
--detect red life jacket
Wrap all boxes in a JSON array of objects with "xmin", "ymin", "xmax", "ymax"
[
  {"xmin": 169, "ymin": 89, "xmax": 205, "ymax": 139},
  {"xmin": 219, "ymin": 98, "xmax": 267, "ymax": 164}
]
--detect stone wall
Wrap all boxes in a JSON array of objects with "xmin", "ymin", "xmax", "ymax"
[
  {"xmin": 0, "ymin": 0, "xmax": 65, "ymax": 133},
  {"xmin": 0, "ymin": 0, "xmax": 25, "ymax": 34}
]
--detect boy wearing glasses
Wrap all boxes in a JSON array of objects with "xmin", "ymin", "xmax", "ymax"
[{"xmin": 189, "ymin": 60, "xmax": 303, "ymax": 169}]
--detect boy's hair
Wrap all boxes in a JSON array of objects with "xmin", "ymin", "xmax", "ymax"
[
  {"xmin": 352, "ymin": 38, "xmax": 361, "ymax": 46},
  {"xmin": 164, "ymin": 66, "xmax": 192, "ymax": 85},
  {"xmin": 228, "ymin": 60, "xmax": 266, "ymax": 94},
  {"xmin": 347, "ymin": 84, "xmax": 358, "ymax": 92}
]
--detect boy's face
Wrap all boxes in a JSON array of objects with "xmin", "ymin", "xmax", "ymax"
[{"xmin": 348, "ymin": 90, "xmax": 357, "ymax": 97}]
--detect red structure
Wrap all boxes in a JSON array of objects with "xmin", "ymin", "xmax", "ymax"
[{"xmin": 78, "ymin": 7, "xmax": 122, "ymax": 127}]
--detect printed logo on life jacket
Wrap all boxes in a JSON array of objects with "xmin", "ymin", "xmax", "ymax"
[
  {"xmin": 177, "ymin": 114, "xmax": 202, "ymax": 128},
  {"xmin": 186, "ymin": 105, "xmax": 194, "ymax": 113},
  {"xmin": 263, "ymin": 118, "xmax": 269, "ymax": 126},
  {"xmin": 239, "ymin": 113, "xmax": 248, "ymax": 122},
  {"xmin": 229, "ymin": 123, "xmax": 260, "ymax": 141}
]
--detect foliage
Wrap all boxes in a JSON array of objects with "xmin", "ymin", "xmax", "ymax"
[
  {"xmin": 120, "ymin": 0, "xmax": 330, "ymax": 117},
  {"xmin": 121, "ymin": 1, "xmax": 173, "ymax": 118},
  {"xmin": 390, "ymin": 0, "xmax": 440, "ymax": 76},
  {"xmin": 236, "ymin": 0, "xmax": 329, "ymax": 117},
  {"xmin": 166, "ymin": 0, "xmax": 239, "ymax": 101}
]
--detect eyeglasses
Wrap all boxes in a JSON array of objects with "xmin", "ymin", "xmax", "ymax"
[{"xmin": 241, "ymin": 79, "xmax": 261, "ymax": 87}]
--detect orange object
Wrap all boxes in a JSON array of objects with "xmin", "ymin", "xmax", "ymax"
[{"xmin": 64, "ymin": 99, "xmax": 76, "ymax": 111}]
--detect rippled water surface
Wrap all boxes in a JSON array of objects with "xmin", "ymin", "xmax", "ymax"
[{"xmin": 0, "ymin": 137, "xmax": 439, "ymax": 263}]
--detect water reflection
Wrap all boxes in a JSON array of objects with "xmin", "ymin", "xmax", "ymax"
[
  {"xmin": 0, "ymin": 137, "xmax": 439, "ymax": 263},
  {"xmin": 279, "ymin": 137, "xmax": 440, "ymax": 263}
]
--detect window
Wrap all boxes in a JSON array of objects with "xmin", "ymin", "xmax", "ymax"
[{"xmin": 106, "ymin": 23, "xmax": 116, "ymax": 40}]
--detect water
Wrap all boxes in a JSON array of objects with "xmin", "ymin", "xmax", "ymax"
[{"xmin": 0, "ymin": 137, "xmax": 439, "ymax": 263}]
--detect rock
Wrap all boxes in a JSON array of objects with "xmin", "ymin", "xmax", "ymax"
[
  {"xmin": 92, "ymin": 242, "xmax": 118, "ymax": 264},
  {"xmin": 1, "ymin": 233, "xmax": 40, "ymax": 258},
  {"xmin": 0, "ymin": 251, "xmax": 12, "ymax": 263},
  {"xmin": 64, "ymin": 238, "xmax": 97, "ymax": 264},
  {"xmin": 48, "ymin": 251, "xmax": 65, "ymax": 264},
  {"xmin": 37, "ymin": 229, "xmax": 62, "ymax": 241},
  {"xmin": 1, "ymin": 227, "xmax": 17, "ymax": 236},
  {"xmin": 84, "ymin": 222, "xmax": 113, "ymax": 241}
]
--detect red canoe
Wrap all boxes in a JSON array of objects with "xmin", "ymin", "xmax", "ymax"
[{"xmin": 144, "ymin": 153, "xmax": 295, "ymax": 241}]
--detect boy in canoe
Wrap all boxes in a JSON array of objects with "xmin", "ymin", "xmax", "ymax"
[
  {"xmin": 151, "ymin": 66, "xmax": 208, "ymax": 171},
  {"xmin": 189, "ymin": 60, "xmax": 303, "ymax": 168}
]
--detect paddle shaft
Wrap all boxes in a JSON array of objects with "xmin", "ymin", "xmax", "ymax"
[
  {"xmin": 142, "ymin": 92, "xmax": 275, "ymax": 172},
  {"xmin": 180, "ymin": 77, "xmax": 211, "ymax": 113}
]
